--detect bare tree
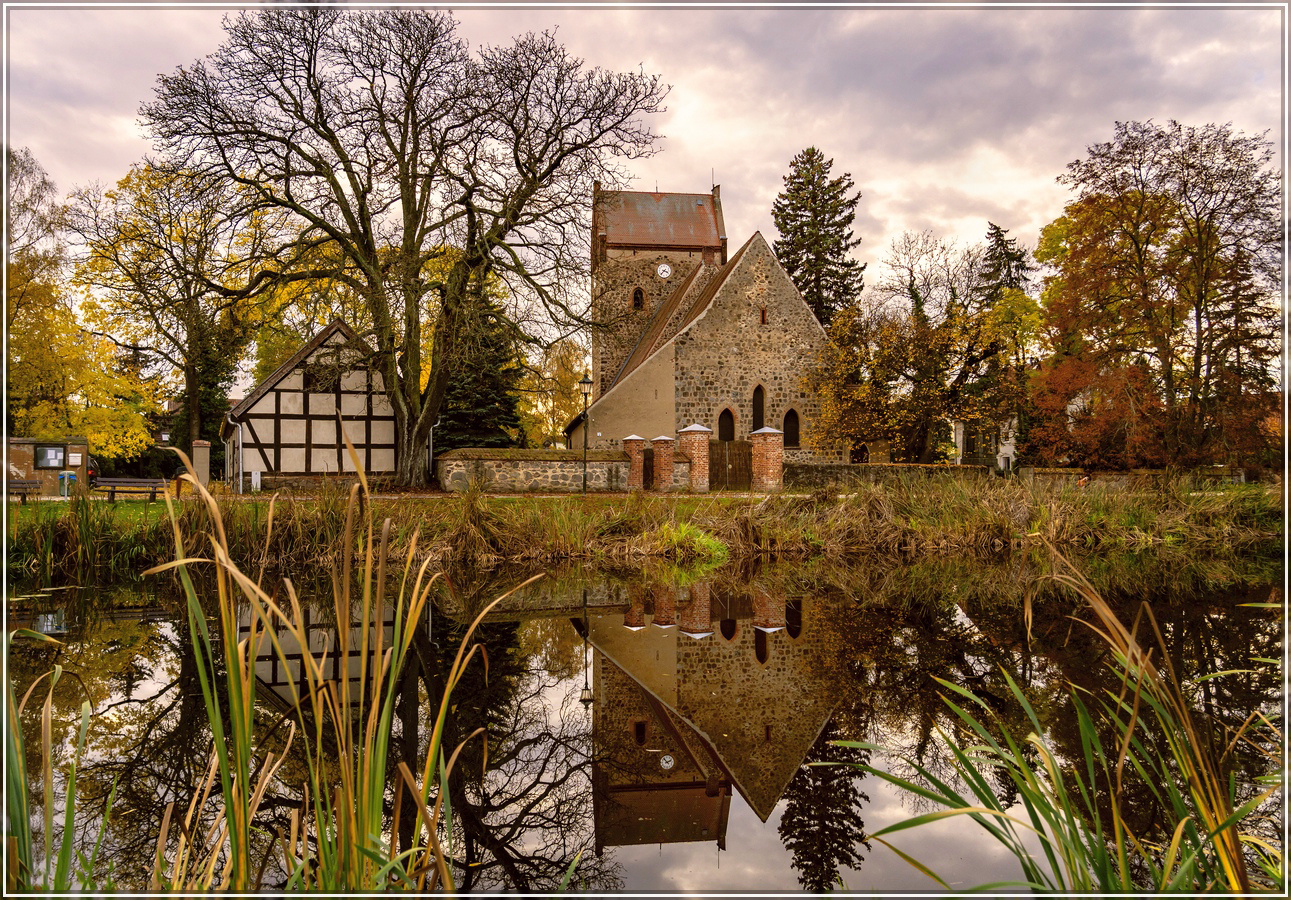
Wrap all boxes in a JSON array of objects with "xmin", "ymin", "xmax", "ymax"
[{"xmin": 141, "ymin": 9, "xmax": 666, "ymax": 484}]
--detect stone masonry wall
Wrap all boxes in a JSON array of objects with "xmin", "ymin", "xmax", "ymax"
[
  {"xmin": 437, "ymin": 449, "xmax": 629, "ymax": 493},
  {"xmin": 784, "ymin": 462, "xmax": 993, "ymax": 490},
  {"xmin": 592, "ymin": 250, "xmax": 715, "ymax": 399},
  {"xmin": 671, "ymin": 235, "xmax": 846, "ymax": 464}
]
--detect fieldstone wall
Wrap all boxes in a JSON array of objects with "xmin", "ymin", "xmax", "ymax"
[
  {"xmin": 591, "ymin": 251, "xmax": 716, "ymax": 399},
  {"xmin": 670, "ymin": 234, "xmax": 846, "ymax": 464},
  {"xmin": 785, "ymin": 462, "xmax": 992, "ymax": 489},
  {"xmin": 436, "ymin": 448, "xmax": 629, "ymax": 493}
]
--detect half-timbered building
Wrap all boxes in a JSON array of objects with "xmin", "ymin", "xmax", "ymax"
[{"xmin": 222, "ymin": 320, "xmax": 396, "ymax": 491}]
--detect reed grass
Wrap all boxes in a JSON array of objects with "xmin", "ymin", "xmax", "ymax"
[
  {"xmin": 845, "ymin": 547, "xmax": 1284, "ymax": 893},
  {"xmin": 5, "ymin": 629, "xmax": 115, "ymax": 892},
  {"xmin": 7, "ymin": 475, "xmax": 1280, "ymax": 581},
  {"xmin": 138, "ymin": 446, "xmax": 542, "ymax": 891}
]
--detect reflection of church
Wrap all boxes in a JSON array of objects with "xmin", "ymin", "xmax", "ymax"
[{"xmin": 585, "ymin": 580, "xmax": 841, "ymax": 854}]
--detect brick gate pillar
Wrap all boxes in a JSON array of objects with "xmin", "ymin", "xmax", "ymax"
[
  {"xmin": 679, "ymin": 580, "xmax": 713, "ymax": 637},
  {"xmin": 624, "ymin": 581, "xmax": 647, "ymax": 630},
  {"xmin": 677, "ymin": 424, "xmax": 712, "ymax": 492},
  {"xmin": 651, "ymin": 584, "xmax": 677, "ymax": 628},
  {"xmin": 752, "ymin": 585, "xmax": 786, "ymax": 632},
  {"xmin": 750, "ymin": 427, "xmax": 784, "ymax": 492},
  {"xmin": 623, "ymin": 435, "xmax": 645, "ymax": 491},
  {"xmin": 650, "ymin": 435, "xmax": 674, "ymax": 491}
]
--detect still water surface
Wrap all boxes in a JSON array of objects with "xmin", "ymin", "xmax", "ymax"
[{"xmin": 9, "ymin": 550, "xmax": 1282, "ymax": 892}]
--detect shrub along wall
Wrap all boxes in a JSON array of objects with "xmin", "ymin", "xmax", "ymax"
[{"xmin": 436, "ymin": 448, "xmax": 633, "ymax": 493}]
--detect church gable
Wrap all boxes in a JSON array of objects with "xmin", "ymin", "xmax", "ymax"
[{"xmin": 671, "ymin": 232, "xmax": 832, "ymax": 451}]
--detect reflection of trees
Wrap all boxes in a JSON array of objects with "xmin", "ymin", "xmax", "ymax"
[
  {"xmin": 777, "ymin": 720, "xmax": 871, "ymax": 891},
  {"xmin": 9, "ymin": 613, "xmax": 219, "ymax": 890},
  {"xmin": 826, "ymin": 551, "xmax": 1283, "ymax": 882},
  {"xmin": 416, "ymin": 618, "xmax": 621, "ymax": 891}
]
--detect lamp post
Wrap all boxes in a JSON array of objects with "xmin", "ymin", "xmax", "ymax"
[
  {"xmin": 579, "ymin": 372, "xmax": 593, "ymax": 494},
  {"xmin": 579, "ymin": 588, "xmax": 594, "ymax": 710}
]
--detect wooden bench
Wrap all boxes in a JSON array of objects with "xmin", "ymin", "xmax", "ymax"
[
  {"xmin": 7, "ymin": 479, "xmax": 41, "ymax": 504},
  {"xmin": 94, "ymin": 477, "xmax": 168, "ymax": 502}
]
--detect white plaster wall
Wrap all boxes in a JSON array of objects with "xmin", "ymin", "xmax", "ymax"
[
  {"xmin": 310, "ymin": 448, "xmax": 340, "ymax": 473},
  {"xmin": 574, "ymin": 345, "xmax": 676, "ymax": 450}
]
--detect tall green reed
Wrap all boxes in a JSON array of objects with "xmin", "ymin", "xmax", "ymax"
[
  {"xmin": 144, "ymin": 444, "xmax": 533, "ymax": 891},
  {"xmin": 5, "ymin": 630, "xmax": 114, "ymax": 893},
  {"xmin": 844, "ymin": 548, "xmax": 1283, "ymax": 892}
]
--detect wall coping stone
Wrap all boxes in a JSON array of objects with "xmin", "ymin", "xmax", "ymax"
[
  {"xmin": 652, "ymin": 435, "xmax": 674, "ymax": 443},
  {"xmin": 9, "ymin": 436, "xmax": 89, "ymax": 445},
  {"xmin": 750, "ymin": 427, "xmax": 784, "ymax": 435},
  {"xmin": 623, "ymin": 434, "xmax": 645, "ymax": 441},
  {"xmin": 679, "ymin": 423, "xmax": 713, "ymax": 433},
  {"xmin": 438, "ymin": 447, "xmax": 628, "ymax": 462}
]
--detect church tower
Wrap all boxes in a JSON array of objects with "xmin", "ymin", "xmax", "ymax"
[{"xmin": 590, "ymin": 183, "xmax": 727, "ymax": 399}]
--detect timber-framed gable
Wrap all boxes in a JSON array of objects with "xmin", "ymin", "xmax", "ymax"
[{"xmin": 223, "ymin": 319, "xmax": 397, "ymax": 490}]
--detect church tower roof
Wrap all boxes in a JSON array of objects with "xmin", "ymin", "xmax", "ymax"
[{"xmin": 593, "ymin": 184, "xmax": 726, "ymax": 254}]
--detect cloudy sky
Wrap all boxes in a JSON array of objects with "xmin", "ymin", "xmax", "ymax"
[{"xmin": 7, "ymin": 3, "xmax": 1282, "ymax": 276}]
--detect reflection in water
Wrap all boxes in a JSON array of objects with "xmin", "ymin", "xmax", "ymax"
[{"xmin": 8, "ymin": 547, "xmax": 1281, "ymax": 892}]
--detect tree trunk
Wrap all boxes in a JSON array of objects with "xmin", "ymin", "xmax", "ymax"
[{"xmin": 186, "ymin": 364, "xmax": 202, "ymax": 455}]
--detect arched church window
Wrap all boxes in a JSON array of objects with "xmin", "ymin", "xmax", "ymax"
[
  {"xmin": 632, "ymin": 287, "xmax": 644, "ymax": 310},
  {"xmin": 755, "ymin": 630, "xmax": 769, "ymax": 665},
  {"xmin": 718, "ymin": 408, "xmax": 735, "ymax": 442},
  {"xmin": 783, "ymin": 409, "xmax": 800, "ymax": 448},
  {"xmin": 752, "ymin": 386, "xmax": 765, "ymax": 432}
]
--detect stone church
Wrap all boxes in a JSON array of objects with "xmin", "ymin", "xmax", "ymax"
[{"xmin": 566, "ymin": 184, "xmax": 844, "ymax": 465}]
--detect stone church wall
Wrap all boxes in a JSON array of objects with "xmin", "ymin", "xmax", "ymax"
[
  {"xmin": 671, "ymin": 236, "xmax": 846, "ymax": 464},
  {"xmin": 591, "ymin": 250, "xmax": 707, "ymax": 399}
]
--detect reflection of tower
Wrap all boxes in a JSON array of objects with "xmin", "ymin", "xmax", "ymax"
[
  {"xmin": 587, "ymin": 582, "xmax": 842, "ymax": 841},
  {"xmin": 591, "ymin": 653, "xmax": 731, "ymax": 855}
]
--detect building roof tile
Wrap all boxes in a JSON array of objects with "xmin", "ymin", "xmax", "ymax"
[{"xmin": 596, "ymin": 189, "xmax": 724, "ymax": 249}]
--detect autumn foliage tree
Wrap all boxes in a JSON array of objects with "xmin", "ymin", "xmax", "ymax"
[
  {"xmin": 1025, "ymin": 120, "xmax": 1281, "ymax": 469},
  {"xmin": 6, "ymin": 147, "xmax": 155, "ymax": 458},
  {"xmin": 70, "ymin": 163, "xmax": 293, "ymax": 468},
  {"xmin": 516, "ymin": 338, "xmax": 588, "ymax": 448},
  {"xmin": 809, "ymin": 230, "xmax": 1026, "ymax": 463}
]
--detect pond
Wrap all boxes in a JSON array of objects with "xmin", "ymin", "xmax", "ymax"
[{"xmin": 7, "ymin": 548, "xmax": 1283, "ymax": 892}]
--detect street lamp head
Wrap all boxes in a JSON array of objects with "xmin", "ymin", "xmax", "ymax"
[
  {"xmin": 579, "ymin": 372, "xmax": 593, "ymax": 397},
  {"xmin": 579, "ymin": 687, "xmax": 594, "ymax": 708}
]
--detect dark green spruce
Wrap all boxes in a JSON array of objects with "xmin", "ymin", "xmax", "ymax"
[
  {"xmin": 777, "ymin": 720, "xmax": 872, "ymax": 891},
  {"xmin": 771, "ymin": 147, "xmax": 866, "ymax": 328},
  {"xmin": 434, "ymin": 291, "xmax": 526, "ymax": 453}
]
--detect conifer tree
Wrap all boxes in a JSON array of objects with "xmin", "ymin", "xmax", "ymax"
[
  {"xmin": 777, "ymin": 720, "xmax": 871, "ymax": 891},
  {"xmin": 771, "ymin": 147, "xmax": 866, "ymax": 328},
  {"xmin": 977, "ymin": 222, "xmax": 1032, "ymax": 304},
  {"xmin": 433, "ymin": 290, "xmax": 526, "ymax": 453}
]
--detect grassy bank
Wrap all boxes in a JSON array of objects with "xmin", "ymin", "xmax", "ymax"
[{"xmin": 7, "ymin": 475, "xmax": 1282, "ymax": 584}]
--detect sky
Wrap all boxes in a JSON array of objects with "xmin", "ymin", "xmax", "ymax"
[{"xmin": 5, "ymin": 2, "xmax": 1283, "ymax": 279}]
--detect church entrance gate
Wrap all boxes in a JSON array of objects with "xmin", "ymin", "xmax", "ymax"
[{"xmin": 709, "ymin": 440, "xmax": 752, "ymax": 491}]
